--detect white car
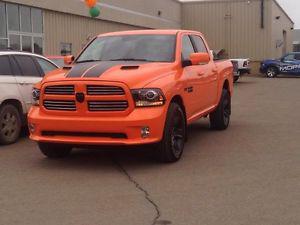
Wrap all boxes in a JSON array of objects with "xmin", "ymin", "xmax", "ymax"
[
  {"xmin": 0, "ymin": 51, "xmax": 58, "ymax": 145},
  {"xmin": 230, "ymin": 58, "xmax": 251, "ymax": 82}
]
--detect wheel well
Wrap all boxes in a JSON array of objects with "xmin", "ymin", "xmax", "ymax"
[
  {"xmin": 267, "ymin": 65, "xmax": 279, "ymax": 72},
  {"xmin": 223, "ymin": 79, "xmax": 229, "ymax": 91},
  {"xmin": 1, "ymin": 99, "xmax": 25, "ymax": 124},
  {"xmin": 171, "ymin": 95, "xmax": 187, "ymax": 121}
]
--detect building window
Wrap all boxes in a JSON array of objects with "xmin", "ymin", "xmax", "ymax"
[
  {"xmin": 0, "ymin": 2, "xmax": 43, "ymax": 53},
  {"xmin": 60, "ymin": 43, "xmax": 72, "ymax": 56}
]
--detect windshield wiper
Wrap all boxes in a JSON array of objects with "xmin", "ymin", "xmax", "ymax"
[
  {"xmin": 76, "ymin": 59, "xmax": 102, "ymax": 63},
  {"xmin": 109, "ymin": 58, "xmax": 152, "ymax": 62}
]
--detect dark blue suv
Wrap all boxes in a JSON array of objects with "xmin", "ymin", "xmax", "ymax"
[{"xmin": 260, "ymin": 52, "xmax": 300, "ymax": 78}]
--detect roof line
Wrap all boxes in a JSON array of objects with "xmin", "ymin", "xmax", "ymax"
[{"xmin": 272, "ymin": 0, "xmax": 294, "ymax": 25}]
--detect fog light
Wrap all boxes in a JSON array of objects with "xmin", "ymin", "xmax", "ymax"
[
  {"xmin": 28, "ymin": 123, "xmax": 36, "ymax": 133},
  {"xmin": 141, "ymin": 126, "xmax": 150, "ymax": 138}
]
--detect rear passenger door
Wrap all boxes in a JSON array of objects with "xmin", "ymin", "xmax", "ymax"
[
  {"xmin": 0, "ymin": 56, "xmax": 20, "ymax": 104},
  {"xmin": 13, "ymin": 55, "xmax": 43, "ymax": 111},
  {"xmin": 190, "ymin": 35, "xmax": 218, "ymax": 109}
]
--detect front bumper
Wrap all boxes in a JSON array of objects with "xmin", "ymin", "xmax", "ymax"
[{"xmin": 28, "ymin": 106, "xmax": 167, "ymax": 146}]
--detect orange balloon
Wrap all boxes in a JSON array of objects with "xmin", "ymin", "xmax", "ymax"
[{"xmin": 85, "ymin": 0, "xmax": 97, "ymax": 8}]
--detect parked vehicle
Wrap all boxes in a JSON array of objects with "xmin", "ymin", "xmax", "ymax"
[
  {"xmin": 0, "ymin": 51, "xmax": 59, "ymax": 145},
  {"xmin": 260, "ymin": 52, "xmax": 300, "ymax": 78},
  {"xmin": 28, "ymin": 30, "xmax": 233, "ymax": 162},
  {"xmin": 230, "ymin": 58, "xmax": 251, "ymax": 82},
  {"xmin": 47, "ymin": 56, "xmax": 66, "ymax": 68}
]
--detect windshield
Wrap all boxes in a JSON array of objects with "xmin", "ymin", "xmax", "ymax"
[{"xmin": 76, "ymin": 35, "xmax": 176, "ymax": 63}]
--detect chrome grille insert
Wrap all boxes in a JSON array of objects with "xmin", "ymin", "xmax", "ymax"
[
  {"xmin": 87, "ymin": 85, "xmax": 125, "ymax": 95},
  {"xmin": 45, "ymin": 85, "xmax": 75, "ymax": 95},
  {"xmin": 88, "ymin": 101, "xmax": 128, "ymax": 111},
  {"xmin": 43, "ymin": 100, "xmax": 76, "ymax": 111}
]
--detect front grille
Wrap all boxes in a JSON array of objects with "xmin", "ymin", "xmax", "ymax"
[
  {"xmin": 43, "ymin": 100, "xmax": 76, "ymax": 111},
  {"xmin": 87, "ymin": 85, "xmax": 125, "ymax": 95},
  {"xmin": 45, "ymin": 85, "xmax": 75, "ymax": 95},
  {"xmin": 41, "ymin": 131, "xmax": 127, "ymax": 139},
  {"xmin": 231, "ymin": 61, "xmax": 238, "ymax": 72},
  {"xmin": 88, "ymin": 101, "xmax": 128, "ymax": 111}
]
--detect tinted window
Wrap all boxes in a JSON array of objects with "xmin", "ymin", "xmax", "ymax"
[
  {"xmin": 9, "ymin": 34, "xmax": 20, "ymax": 50},
  {"xmin": 284, "ymin": 54, "xmax": 295, "ymax": 61},
  {"xmin": 191, "ymin": 35, "xmax": 208, "ymax": 53},
  {"xmin": 22, "ymin": 36, "xmax": 32, "ymax": 52},
  {"xmin": 50, "ymin": 58, "xmax": 65, "ymax": 68},
  {"xmin": 0, "ymin": 2, "xmax": 7, "ymax": 38},
  {"xmin": 14, "ymin": 55, "xmax": 40, "ymax": 76},
  {"xmin": 0, "ymin": 56, "xmax": 13, "ymax": 75},
  {"xmin": 33, "ymin": 37, "xmax": 43, "ymax": 55},
  {"xmin": 7, "ymin": 4, "xmax": 20, "ymax": 31},
  {"xmin": 77, "ymin": 35, "xmax": 176, "ymax": 63},
  {"xmin": 36, "ymin": 57, "xmax": 57, "ymax": 75},
  {"xmin": 182, "ymin": 35, "xmax": 195, "ymax": 61},
  {"xmin": 295, "ymin": 54, "xmax": 300, "ymax": 60}
]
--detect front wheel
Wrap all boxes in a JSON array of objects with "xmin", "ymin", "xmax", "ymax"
[
  {"xmin": 266, "ymin": 67, "xmax": 278, "ymax": 78},
  {"xmin": 38, "ymin": 142, "xmax": 72, "ymax": 158},
  {"xmin": 156, "ymin": 103, "xmax": 186, "ymax": 163},
  {"xmin": 210, "ymin": 89, "xmax": 231, "ymax": 130}
]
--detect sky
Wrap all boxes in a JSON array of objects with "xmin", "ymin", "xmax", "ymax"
[{"xmin": 180, "ymin": 0, "xmax": 300, "ymax": 29}]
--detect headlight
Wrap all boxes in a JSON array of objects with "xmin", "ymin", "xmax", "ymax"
[
  {"xmin": 131, "ymin": 88, "xmax": 165, "ymax": 107},
  {"xmin": 32, "ymin": 88, "xmax": 40, "ymax": 106}
]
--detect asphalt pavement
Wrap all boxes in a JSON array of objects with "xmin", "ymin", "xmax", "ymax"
[{"xmin": 0, "ymin": 76, "xmax": 299, "ymax": 225}]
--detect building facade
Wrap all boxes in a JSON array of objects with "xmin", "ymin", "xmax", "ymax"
[
  {"xmin": 182, "ymin": 0, "xmax": 294, "ymax": 71},
  {"xmin": 0, "ymin": 0, "xmax": 181, "ymax": 55}
]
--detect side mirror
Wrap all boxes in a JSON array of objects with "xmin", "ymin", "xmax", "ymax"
[
  {"xmin": 64, "ymin": 55, "xmax": 74, "ymax": 65},
  {"xmin": 190, "ymin": 53, "xmax": 210, "ymax": 65}
]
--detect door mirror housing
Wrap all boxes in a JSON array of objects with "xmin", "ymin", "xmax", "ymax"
[
  {"xmin": 64, "ymin": 55, "xmax": 74, "ymax": 65},
  {"xmin": 190, "ymin": 53, "xmax": 210, "ymax": 65}
]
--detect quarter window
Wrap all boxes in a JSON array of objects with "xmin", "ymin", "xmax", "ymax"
[
  {"xmin": 36, "ymin": 57, "xmax": 57, "ymax": 75},
  {"xmin": 0, "ymin": 56, "xmax": 13, "ymax": 75},
  {"xmin": 14, "ymin": 55, "xmax": 40, "ymax": 77},
  {"xmin": 182, "ymin": 35, "xmax": 195, "ymax": 61}
]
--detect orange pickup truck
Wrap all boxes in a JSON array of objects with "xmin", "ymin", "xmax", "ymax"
[{"xmin": 28, "ymin": 30, "xmax": 233, "ymax": 163}]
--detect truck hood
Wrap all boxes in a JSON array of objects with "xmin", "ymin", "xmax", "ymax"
[{"xmin": 43, "ymin": 61, "xmax": 176, "ymax": 88}]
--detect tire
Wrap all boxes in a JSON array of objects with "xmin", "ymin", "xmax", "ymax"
[
  {"xmin": 266, "ymin": 66, "xmax": 278, "ymax": 78},
  {"xmin": 0, "ymin": 104, "xmax": 22, "ymax": 145},
  {"xmin": 210, "ymin": 89, "xmax": 231, "ymax": 130},
  {"xmin": 156, "ymin": 102, "xmax": 186, "ymax": 163},
  {"xmin": 234, "ymin": 76, "xmax": 239, "ymax": 83},
  {"xmin": 38, "ymin": 142, "xmax": 72, "ymax": 158}
]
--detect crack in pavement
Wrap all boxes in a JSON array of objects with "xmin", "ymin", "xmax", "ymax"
[{"xmin": 111, "ymin": 157, "xmax": 161, "ymax": 225}]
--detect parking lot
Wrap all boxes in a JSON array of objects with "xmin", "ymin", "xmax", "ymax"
[{"xmin": 0, "ymin": 76, "xmax": 299, "ymax": 225}]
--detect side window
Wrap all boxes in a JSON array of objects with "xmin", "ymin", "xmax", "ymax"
[
  {"xmin": 14, "ymin": 55, "xmax": 40, "ymax": 77},
  {"xmin": 295, "ymin": 54, "xmax": 300, "ymax": 60},
  {"xmin": 190, "ymin": 35, "xmax": 208, "ymax": 53},
  {"xmin": 35, "ymin": 57, "xmax": 57, "ymax": 75},
  {"xmin": 283, "ymin": 54, "xmax": 295, "ymax": 61},
  {"xmin": 182, "ymin": 35, "xmax": 195, "ymax": 61},
  {"xmin": 0, "ymin": 56, "xmax": 13, "ymax": 75}
]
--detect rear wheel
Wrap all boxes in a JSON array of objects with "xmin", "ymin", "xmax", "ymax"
[
  {"xmin": 0, "ymin": 104, "xmax": 22, "ymax": 145},
  {"xmin": 210, "ymin": 89, "xmax": 231, "ymax": 130},
  {"xmin": 38, "ymin": 142, "xmax": 72, "ymax": 158},
  {"xmin": 156, "ymin": 103, "xmax": 186, "ymax": 163},
  {"xmin": 234, "ymin": 76, "xmax": 239, "ymax": 83},
  {"xmin": 266, "ymin": 66, "xmax": 278, "ymax": 78}
]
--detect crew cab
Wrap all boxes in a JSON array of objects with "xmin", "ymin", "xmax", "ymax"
[
  {"xmin": 28, "ymin": 30, "xmax": 233, "ymax": 163},
  {"xmin": 0, "ymin": 51, "xmax": 58, "ymax": 145},
  {"xmin": 260, "ymin": 52, "xmax": 300, "ymax": 78}
]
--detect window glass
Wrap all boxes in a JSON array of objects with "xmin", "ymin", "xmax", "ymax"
[
  {"xmin": 14, "ymin": 55, "xmax": 40, "ymax": 77},
  {"xmin": 0, "ymin": 39, "xmax": 8, "ymax": 50},
  {"xmin": 34, "ymin": 37, "xmax": 43, "ymax": 55},
  {"xmin": 181, "ymin": 35, "xmax": 195, "ymax": 61},
  {"xmin": 77, "ymin": 35, "xmax": 176, "ymax": 63},
  {"xmin": 0, "ymin": 56, "xmax": 13, "ymax": 75},
  {"xmin": 284, "ymin": 54, "xmax": 295, "ymax": 61},
  {"xmin": 60, "ymin": 43, "xmax": 72, "ymax": 56},
  {"xmin": 191, "ymin": 35, "xmax": 208, "ymax": 53},
  {"xmin": 7, "ymin": 4, "xmax": 20, "ymax": 31},
  {"xmin": 0, "ymin": 2, "xmax": 7, "ymax": 38},
  {"xmin": 20, "ymin": 6, "xmax": 31, "ymax": 32},
  {"xmin": 31, "ymin": 8, "xmax": 43, "ymax": 33},
  {"xmin": 22, "ymin": 36, "xmax": 32, "ymax": 52},
  {"xmin": 50, "ymin": 58, "xmax": 65, "ymax": 68},
  {"xmin": 9, "ymin": 34, "xmax": 20, "ymax": 50},
  {"xmin": 295, "ymin": 54, "xmax": 300, "ymax": 60},
  {"xmin": 36, "ymin": 57, "xmax": 57, "ymax": 75}
]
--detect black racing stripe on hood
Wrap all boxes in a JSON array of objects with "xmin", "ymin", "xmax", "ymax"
[
  {"xmin": 83, "ymin": 61, "xmax": 146, "ymax": 77},
  {"xmin": 66, "ymin": 62, "xmax": 97, "ymax": 78}
]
